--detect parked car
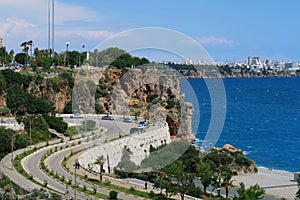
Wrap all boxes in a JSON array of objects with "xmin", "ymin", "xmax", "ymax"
[
  {"xmin": 123, "ymin": 117, "xmax": 133, "ymax": 123},
  {"xmin": 102, "ymin": 115, "xmax": 114, "ymax": 120},
  {"xmin": 70, "ymin": 113, "xmax": 83, "ymax": 118},
  {"xmin": 138, "ymin": 121, "xmax": 146, "ymax": 127}
]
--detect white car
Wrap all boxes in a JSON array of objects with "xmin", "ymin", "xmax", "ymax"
[{"xmin": 70, "ymin": 113, "xmax": 83, "ymax": 118}]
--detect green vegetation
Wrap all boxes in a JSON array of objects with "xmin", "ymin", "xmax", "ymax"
[
  {"xmin": 114, "ymin": 141, "xmax": 258, "ymax": 199},
  {"xmin": 233, "ymin": 182, "xmax": 265, "ymax": 200},
  {"xmin": 43, "ymin": 114, "xmax": 68, "ymax": 133},
  {"xmin": 109, "ymin": 190, "xmax": 118, "ymax": 199},
  {"xmin": 0, "ymin": 173, "xmax": 25, "ymax": 197},
  {"xmin": 0, "ymin": 127, "xmax": 29, "ymax": 160}
]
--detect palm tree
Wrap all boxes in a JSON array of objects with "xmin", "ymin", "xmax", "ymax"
[
  {"xmin": 27, "ymin": 40, "xmax": 33, "ymax": 58},
  {"xmin": 20, "ymin": 41, "xmax": 29, "ymax": 67},
  {"xmin": 93, "ymin": 155, "xmax": 106, "ymax": 182}
]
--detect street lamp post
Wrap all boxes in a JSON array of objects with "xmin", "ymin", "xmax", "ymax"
[
  {"xmin": 26, "ymin": 114, "xmax": 32, "ymax": 147},
  {"xmin": 64, "ymin": 41, "xmax": 70, "ymax": 66},
  {"xmin": 74, "ymin": 159, "xmax": 79, "ymax": 200},
  {"xmin": 29, "ymin": 116, "xmax": 32, "ymax": 147},
  {"xmin": 11, "ymin": 134, "xmax": 14, "ymax": 170}
]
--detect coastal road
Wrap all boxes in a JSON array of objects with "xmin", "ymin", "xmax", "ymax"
[
  {"xmin": 22, "ymin": 118, "xmax": 140, "ymax": 199},
  {"xmin": 22, "ymin": 140, "xmax": 92, "ymax": 199}
]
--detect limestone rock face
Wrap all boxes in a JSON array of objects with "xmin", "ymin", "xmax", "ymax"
[
  {"xmin": 27, "ymin": 79, "xmax": 71, "ymax": 113},
  {"xmin": 129, "ymin": 99, "xmax": 139, "ymax": 106},
  {"xmin": 0, "ymin": 92, "xmax": 6, "ymax": 109},
  {"xmin": 107, "ymin": 66, "xmax": 195, "ymax": 142},
  {"xmin": 223, "ymin": 144, "xmax": 242, "ymax": 152}
]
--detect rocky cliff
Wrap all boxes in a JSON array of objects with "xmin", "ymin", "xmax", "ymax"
[
  {"xmin": 0, "ymin": 92, "xmax": 6, "ymax": 109},
  {"xmin": 96, "ymin": 65, "xmax": 195, "ymax": 142},
  {"xmin": 26, "ymin": 79, "xmax": 71, "ymax": 113}
]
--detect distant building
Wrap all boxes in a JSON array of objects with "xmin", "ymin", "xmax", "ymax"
[
  {"xmin": 285, "ymin": 62, "xmax": 298, "ymax": 69},
  {"xmin": 248, "ymin": 56, "xmax": 262, "ymax": 68},
  {"xmin": 0, "ymin": 37, "xmax": 2, "ymax": 48}
]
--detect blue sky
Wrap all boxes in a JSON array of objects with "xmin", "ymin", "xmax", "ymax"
[{"xmin": 0, "ymin": 0, "xmax": 299, "ymax": 62}]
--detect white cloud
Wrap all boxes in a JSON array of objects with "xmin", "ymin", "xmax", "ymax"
[
  {"xmin": 0, "ymin": 0, "xmax": 109, "ymax": 51},
  {"xmin": 196, "ymin": 36, "xmax": 237, "ymax": 45}
]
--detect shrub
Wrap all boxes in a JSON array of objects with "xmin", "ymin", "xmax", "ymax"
[
  {"xmin": 149, "ymin": 191, "xmax": 155, "ymax": 198},
  {"xmin": 43, "ymin": 180, "xmax": 48, "ymax": 187},
  {"xmin": 92, "ymin": 186, "xmax": 97, "ymax": 194},
  {"xmin": 68, "ymin": 178, "xmax": 72, "ymax": 185},
  {"xmin": 60, "ymin": 174, "xmax": 65, "ymax": 182},
  {"xmin": 84, "ymin": 174, "xmax": 88, "ymax": 180},
  {"xmin": 109, "ymin": 190, "xmax": 118, "ymax": 199},
  {"xmin": 43, "ymin": 114, "xmax": 68, "ymax": 133}
]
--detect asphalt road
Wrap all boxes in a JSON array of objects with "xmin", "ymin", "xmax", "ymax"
[{"xmin": 22, "ymin": 118, "xmax": 141, "ymax": 200}]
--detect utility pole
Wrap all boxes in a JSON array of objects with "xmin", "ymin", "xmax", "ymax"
[
  {"xmin": 48, "ymin": 0, "xmax": 50, "ymax": 54},
  {"xmin": 74, "ymin": 159, "xmax": 78, "ymax": 200},
  {"xmin": 52, "ymin": 0, "xmax": 55, "ymax": 57},
  {"xmin": 11, "ymin": 134, "xmax": 14, "ymax": 170},
  {"xmin": 26, "ymin": 114, "xmax": 32, "ymax": 147},
  {"xmin": 29, "ymin": 116, "xmax": 32, "ymax": 147}
]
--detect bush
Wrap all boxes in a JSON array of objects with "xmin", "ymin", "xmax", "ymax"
[
  {"xmin": 0, "ymin": 108, "xmax": 11, "ymax": 116},
  {"xmin": 109, "ymin": 190, "xmax": 118, "ymax": 199},
  {"xmin": 43, "ymin": 114, "xmax": 68, "ymax": 133},
  {"xmin": 92, "ymin": 186, "xmax": 97, "ymax": 194},
  {"xmin": 43, "ymin": 180, "xmax": 48, "ymax": 187},
  {"xmin": 149, "ymin": 191, "xmax": 155, "ymax": 198}
]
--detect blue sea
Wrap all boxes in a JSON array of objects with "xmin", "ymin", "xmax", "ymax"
[{"xmin": 181, "ymin": 77, "xmax": 300, "ymax": 173}]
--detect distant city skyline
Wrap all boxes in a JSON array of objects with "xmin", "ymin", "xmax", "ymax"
[{"xmin": 0, "ymin": 0, "xmax": 300, "ymax": 62}]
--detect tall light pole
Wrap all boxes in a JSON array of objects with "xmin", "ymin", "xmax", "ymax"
[
  {"xmin": 29, "ymin": 116, "xmax": 32, "ymax": 147},
  {"xmin": 52, "ymin": 0, "xmax": 55, "ymax": 57},
  {"xmin": 11, "ymin": 134, "xmax": 14, "ymax": 170},
  {"xmin": 74, "ymin": 159, "xmax": 79, "ymax": 200},
  {"xmin": 64, "ymin": 41, "xmax": 70, "ymax": 66},
  {"xmin": 48, "ymin": 0, "xmax": 51, "ymax": 53},
  {"xmin": 25, "ymin": 114, "xmax": 32, "ymax": 147}
]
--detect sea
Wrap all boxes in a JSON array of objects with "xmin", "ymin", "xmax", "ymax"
[{"xmin": 181, "ymin": 77, "xmax": 300, "ymax": 173}]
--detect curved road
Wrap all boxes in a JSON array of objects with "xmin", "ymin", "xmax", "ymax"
[{"xmin": 22, "ymin": 118, "xmax": 140, "ymax": 200}]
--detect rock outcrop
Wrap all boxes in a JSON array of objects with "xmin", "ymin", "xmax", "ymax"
[
  {"xmin": 0, "ymin": 92, "xmax": 6, "ymax": 109},
  {"xmin": 105, "ymin": 65, "xmax": 195, "ymax": 142},
  {"xmin": 223, "ymin": 144, "xmax": 242, "ymax": 153},
  {"xmin": 27, "ymin": 79, "xmax": 71, "ymax": 113}
]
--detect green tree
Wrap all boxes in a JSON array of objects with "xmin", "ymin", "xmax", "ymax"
[
  {"xmin": 196, "ymin": 161, "xmax": 215, "ymax": 194},
  {"xmin": 165, "ymin": 160, "xmax": 195, "ymax": 200},
  {"xmin": 20, "ymin": 41, "xmax": 30, "ymax": 67},
  {"xmin": 93, "ymin": 155, "xmax": 106, "ymax": 182},
  {"xmin": 221, "ymin": 168, "xmax": 236, "ymax": 198},
  {"xmin": 233, "ymin": 182, "xmax": 265, "ymax": 200},
  {"xmin": 15, "ymin": 53, "xmax": 27, "ymax": 65}
]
